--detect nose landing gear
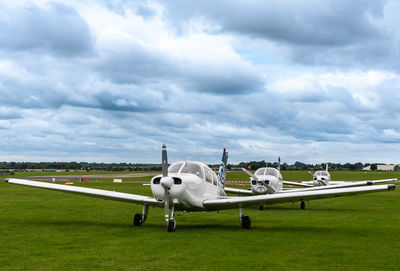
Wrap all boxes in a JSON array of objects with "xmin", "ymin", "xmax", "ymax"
[{"xmin": 166, "ymin": 205, "xmax": 176, "ymax": 232}]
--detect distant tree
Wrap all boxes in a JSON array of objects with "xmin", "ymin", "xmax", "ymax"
[
  {"xmin": 293, "ymin": 161, "xmax": 305, "ymax": 170},
  {"xmin": 370, "ymin": 164, "xmax": 377, "ymax": 171},
  {"xmin": 394, "ymin": 165, "xmax": 400, "ymax": 171},
  {"xmin": 354, "ymin": 162, "xmax": 364, "ymax": 170}
]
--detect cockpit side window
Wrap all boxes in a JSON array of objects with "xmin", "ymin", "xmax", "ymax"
[
  {"xmin": 204, "ymin": 166, "xmax": 213, "ymax": 184},
  {"xmin": 168, "ymin": 162, "xmax": 183, "ymax": 174},
  {"xmin": 181, "ymin": 162, "xmax": 204, "ymax": 179},
  {"xmin": 212, "ymin": 171, "xmax": 218, "ymax": 185}
]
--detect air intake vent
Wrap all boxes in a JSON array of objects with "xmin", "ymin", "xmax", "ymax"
[
  {"xmin": 153, "ymin": 177, "xmax": 161, "ymax": 184},
  {"xmin": 173, "ymin": 178, "xmax": 182, "ymax": 185}
]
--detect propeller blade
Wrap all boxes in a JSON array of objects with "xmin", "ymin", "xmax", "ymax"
[
  {"xmin": 162, "ymin": 144, "xmax": 168, "ymax": 177},
  {"xmin": 307, "ymin": 171, "xmax": 316, "ymax": 178},
  {"xmin": 242, "ymin": 168, "xmax": 259, "ymax": 182}
]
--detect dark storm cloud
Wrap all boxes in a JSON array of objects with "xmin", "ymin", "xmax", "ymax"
[{"xmin": 0, "ymin": 2, "xmax": 93, "ymax": 56}]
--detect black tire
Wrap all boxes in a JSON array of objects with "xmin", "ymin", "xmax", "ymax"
[
  {"xmin": 133, "ymin": 213, "xmax": 142, "ymax": 226},
  {"xmin": 241, "ymin": 216, "xmax": 251, "ymax": 229},
  {"xmin": 300, "ymin": 201, "xmax": 305, "ymax": 210},
  {"xmin": 167, "ymin": 220, "xmax": 176, "ymax": 232},
  {"xmin": 259, "ymin": 205, "xmax": 265, "ymax": 210}
]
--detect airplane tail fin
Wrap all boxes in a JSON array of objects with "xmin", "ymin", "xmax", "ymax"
[
  {"xmin": 218, "ymin": 148, "xmax": 228, "ymax": 186},
  {"xmin": 278, "ymin": 156, "xmax": 281, "ymax": 171},
  {"xmin": 326, "ymin": 163, "xmax": 329, "ymax": 172}
]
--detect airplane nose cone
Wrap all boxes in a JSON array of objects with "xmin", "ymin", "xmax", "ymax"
[
  {"xmin": 161, "ymin": 176, "xmax": 173, "ymax": 189},
  {"xmin": 256, "ymin": 186, "xmax": 267, "ymax": 193}
]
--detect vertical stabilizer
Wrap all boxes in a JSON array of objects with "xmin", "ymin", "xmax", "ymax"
[
  {"xmin": 278, "ymin": 156, "xmax": 281, "ymax": 171},
  {"xmin": 218, "ymin": 148, "xmax": 228, "ymax": 186},
  {"xmin": 326, "ymin": 163, "xmax": 329, "ymax": 172}
]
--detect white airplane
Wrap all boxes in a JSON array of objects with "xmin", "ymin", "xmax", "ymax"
[
  {"xmin": 6, "ymin": 146, "xmax": 396, "ymax": 231},
  {"xmin": 304, "ymin": 163, "xmax": 397, "ymax": 187},
  {"xmin": 224, "ymin": 159, "xmax": 397, "ymax": 209}
]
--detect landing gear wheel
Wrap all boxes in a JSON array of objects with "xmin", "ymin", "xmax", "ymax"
[
  {"xmin": 241, "ymin": 216, "xmax": 251, "ymax": 229},
  {"xmin": 300, "ymin": 201, "xmax": 305, "ymax": 210},
  {"xmin": 133, "ymin": 213, "xmax": 142, "ymax": 226},
  {"xmin": 259, "ymin": 205, "xmax": 265, "ymax": 210},
  {"xmin": 167, "ymin": 219, "xmax": 176, "ymax": 232}
]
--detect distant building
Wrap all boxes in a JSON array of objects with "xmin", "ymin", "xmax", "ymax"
[{"xmin": 363, "ymin": 164, "xmax": 397, "ymax": 171}]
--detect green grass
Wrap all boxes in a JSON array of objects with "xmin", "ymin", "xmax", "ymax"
[{"xmin": 1, "ymin": 171, "xmax": 400, "ymax": 270}]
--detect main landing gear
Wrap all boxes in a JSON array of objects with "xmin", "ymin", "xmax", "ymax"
[
  {"xmin": 239, "ymin": 207, "xmax": 251, "ymax": 229},
  {"xmin": 167, "ymin": 219, "xmax": 176, "ymax": 232},
  {"xmin": 133, "ymin": 204, "xmax": 149, "ymax": 226},
  {"xmin": 299, "ymin": 201, "xmax": 306, "ymax": 210}
]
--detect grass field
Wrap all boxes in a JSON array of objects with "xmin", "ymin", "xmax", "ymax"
[{"xmin": 1, "ymin": 171, "xmax": 399, "ymax": 270}]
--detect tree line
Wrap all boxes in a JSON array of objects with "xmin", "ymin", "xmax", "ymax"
[{"xmin": 0, "ymin": 161, "xmax": 396, "ymax": 171}]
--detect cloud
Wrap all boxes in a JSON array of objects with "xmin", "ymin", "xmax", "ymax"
[
  {"xmin": 164, "ymin": 0, "xmax": 385, "ymax": 44},
  {"xmin": 163, "ymin": 0, "xmax": 400, "ymax": 70},
  {"xmin": 0, "ymin": 2, "xmax": 93, "ymax": 56},
  {"xmin": 0, "ymin": 0, "xmax": 399, "ymax": 164}
]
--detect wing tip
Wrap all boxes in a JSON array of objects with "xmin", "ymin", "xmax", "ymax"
[{"xmin": 388, "ymin": 184, "xmax": 396, "ymax": 191}]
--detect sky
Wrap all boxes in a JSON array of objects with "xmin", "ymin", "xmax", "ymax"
[{"xmin": 0, "ymin": 0, "xmax": 399, "ymax": 164}]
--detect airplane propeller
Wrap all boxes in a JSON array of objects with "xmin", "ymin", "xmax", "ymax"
[
  {"xmin": 160, "ymin": 144, "xmax": 173, "ymax": 222},
  {"xmin": 307, "ymin": 171, "xmax": 316, "ymax": 179},
  {"xmin": 242, "ymin": 167, "xmax": 259, "ymax": 182}
]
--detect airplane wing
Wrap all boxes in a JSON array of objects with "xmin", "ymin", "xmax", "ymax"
[
  {"xmin": 6, "ymin": 178, "xmax": 160, "ymax": 206},
  {"xmin": 282, "ymin": 180, "xmax": 314, "ymax": 187},
  {"xmin": 328, "ymin": 178, "xmax": 397, "ymax": 185},
  {"xmin": 202, "ymin": 184, "xmax": 395, "ymax": 210},
  {"xmin": 224, "ymin": 187, "xmax": 253, "ymax": 195}
]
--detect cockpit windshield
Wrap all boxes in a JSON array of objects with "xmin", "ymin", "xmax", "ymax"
[
  {"xmin": 265, "ymin": 168, "xmax": 279, "ymax": 177},
  {"xmin": 180, "ymin": 162, "xmax": 204, "ymax": 179},
  {"xmin": 255, "ymin": 168, "xmax": 265, "ymax": 176},
  {"xmin": 316, "ymin": 171, "xmax": 329, "ymax": 177},
  {"xmin": 255, "ymin": 167, "xmax": 279, "ymax": 177},
  {"xmin": 168, "ymin": 162, "xmax": 183, "ymax": 174}
]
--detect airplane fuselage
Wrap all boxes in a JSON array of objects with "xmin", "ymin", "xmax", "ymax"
[
  {"xmin": 151, "ymin": 161, "xmax": 226, "ymax": 211},
  {"xmin": 250, "ymin": 167, "xmax": 283, "ymax": 194},
  {"xmin": 313, "ymin": 170, "xmax": 331, "ymax": 186}
]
